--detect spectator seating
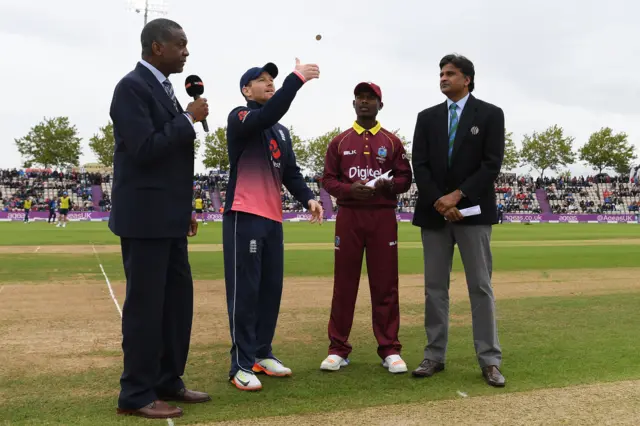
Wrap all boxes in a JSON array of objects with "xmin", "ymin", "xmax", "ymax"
[
  {"xmin": 544, "ymin": 180, "xmax": 640, "ymax": 214},
  {"xmin": 1, "ymin": 169, "xmax": 103, "ymax": 212},
  {"xmin": 2, "ymin": 168, "xmax": 639, "ymax": 215}
]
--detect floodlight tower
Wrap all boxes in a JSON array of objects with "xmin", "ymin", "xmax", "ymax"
[{"xmin": 132, "ymin": 0, "xmax": 169, "ymax": 26}]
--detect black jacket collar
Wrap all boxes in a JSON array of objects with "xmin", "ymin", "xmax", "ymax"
[
  {"xmin": 247, "ymin": 100, "xmax": 263, "ymax": 109},
  {"xmin": 135, "ymin": 62, "xmax": 181, "ymax": 116}
]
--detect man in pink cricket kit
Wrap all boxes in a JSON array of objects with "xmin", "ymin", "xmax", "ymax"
[{"xmin": 320, "ymin": 82, "xmax": 413, "ymax": 373}]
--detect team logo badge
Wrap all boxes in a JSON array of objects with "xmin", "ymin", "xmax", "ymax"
[
  {"xmin": 269, "ymin": 139, "xmax": 281, "ymax": 159},
  {"xmin": 470, "ymin": 126, "xmax": 479, "ymax": 135},
  {"xmin": 376, "ymin": 146, "xmax": 388, "ymax": 163},
  {"xmin": 237, "ymin": 110, "xmax": 249, "ymax": 122}
]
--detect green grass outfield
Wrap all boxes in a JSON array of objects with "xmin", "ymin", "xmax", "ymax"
[
  {"xmin": 2, "ymin": 243, "xmax": 640, "ymax": 283},
  {"xmin": 1, "ymin": 221, "xmax": 639, "ymax": 283},
  {"xmin": 1, "ymin": 222, "xmax": 639, "ymax": 425},
  {"xmin": 1, "ymin": 220, "xmax": 640, "ymax": 245}
]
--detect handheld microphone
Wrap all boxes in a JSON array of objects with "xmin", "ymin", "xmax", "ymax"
[{"xmin": 185, "ymin": 75, "xmax": 209, "ymax": 132}]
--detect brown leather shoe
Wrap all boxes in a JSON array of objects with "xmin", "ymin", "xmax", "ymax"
[
  {"xmin": 116, "ymin": 400, "xmax": 182, "ymax": 419},
  {"xmin": 482, "ymin": 365, "xmax": 506, "ymax": 387},
  {"xmin": 411, "ymin": 359, "xmax": 445, "ymax": 378},
  {"xmin": 160, "ymin": 388, "xmax": 211, "ymax": 404}
]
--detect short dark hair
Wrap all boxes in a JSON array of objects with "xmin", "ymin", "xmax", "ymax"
[
  {"xmin": 141, "ymin": 18, "xmax": 182, "ymax": 56},
  {"xmin": 439, "ymin": 54, "xmax": 475, "ymax": 92}
]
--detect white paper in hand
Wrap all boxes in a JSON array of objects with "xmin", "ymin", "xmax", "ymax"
[
  {"xmin": 365, "ymin": 170, "xmax": 392, "ymax": 188},
  {"xmin": 459, "ymin": 205, "xmax": 481, "ymax": 217}
]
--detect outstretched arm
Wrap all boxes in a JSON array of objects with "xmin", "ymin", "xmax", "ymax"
[{"xmin": 227, "ymin": 59, "xmax": 320, "ymax": 138}]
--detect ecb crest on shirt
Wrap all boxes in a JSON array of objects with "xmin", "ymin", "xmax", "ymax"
[
  {"xmin": 237, "ymin": 110, "xmax": 249, "ymax": 122},
  {"xmin": 269, "ymin": 139, "xmax": 281, "ymax": 160}
]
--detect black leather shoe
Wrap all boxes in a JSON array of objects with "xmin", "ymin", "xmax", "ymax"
[
  {"xmin": 160, "ymin": 388, "xmax": 211, "ymax": 403},
  {"xmin": 411, "ymin": 359, "xmax": 445, "ymax": 378},
  {"xmin": 482, "ymin": 366, "xmax": 506, "ymax": 387},
  {"xmin": 117, "ymin": 400, "xmax": 183, "ymax": 419}
]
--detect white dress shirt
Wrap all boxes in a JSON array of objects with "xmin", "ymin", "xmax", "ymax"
[{"xmin": 139, "ymin": 59, "xmax": 194, "ymax": 128}]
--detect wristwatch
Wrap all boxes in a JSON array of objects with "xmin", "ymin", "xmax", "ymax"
[{"xmin": 185, "ymin": 111, "xmax": 196, "ymax": 122}]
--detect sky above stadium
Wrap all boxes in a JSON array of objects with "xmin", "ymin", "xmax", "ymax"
[{"xmin": 0, "ymin": 0, "xmax": 638, "ymax": 177}]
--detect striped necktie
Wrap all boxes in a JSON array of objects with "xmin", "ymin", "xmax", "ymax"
[
  {"xmin": 448, "ymin": 102, "xmax": 459, "ymax": 165},
  {"xmin": 162, "ymin": 79, "xmax": 179, "ymax": 112}
]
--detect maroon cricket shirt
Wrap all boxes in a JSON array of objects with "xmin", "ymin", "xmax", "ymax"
[{"xmin": 322, "ymin": 121, "xmax": 413, "ymax": 208}]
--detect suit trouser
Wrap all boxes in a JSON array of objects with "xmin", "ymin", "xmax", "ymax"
[
  {"xmin": 118, "ymin": 237, "xmax": 193, "ymax": 410},
  {"xmin": 421, "ymin": 223, "xmax": 501, "ymax": 368},
  {"xmin": 223, "ymin": 211, "xmax": 283, "ymax": 378},
  {"xmin": 328, "ymin": 207, "xmax": 402, "ymax": 360}
]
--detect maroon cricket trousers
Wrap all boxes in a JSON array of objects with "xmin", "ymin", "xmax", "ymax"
[{"xmin": 328, "ymin": 206, "xmax": 402, "ymax": 360}]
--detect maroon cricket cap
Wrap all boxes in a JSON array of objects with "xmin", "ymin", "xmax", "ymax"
[{"xmin": 354, "ymin": 81, "xmax": 382, "ymax": 102}]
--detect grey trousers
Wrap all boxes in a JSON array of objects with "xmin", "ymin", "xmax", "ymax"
[{"xmin": 421, "ymin": 224, "xmax": 502, "ymax": 368}]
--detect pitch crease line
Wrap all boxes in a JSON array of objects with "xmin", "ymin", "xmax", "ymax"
[
  {"xmin": 90, "ymin": 244, "xmax": 175, "ymax": 423},
  {"xmin": 91, "ymin": 243, "xmax": 122, "ymax": 318}
]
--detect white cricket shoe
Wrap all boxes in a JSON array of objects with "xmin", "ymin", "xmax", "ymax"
[
  {"xmin": 231, "ymin": 370, "xmax": 262, "ymax": 391},
  {"xmin": 320, "ymin": 354, "xmax": 349, "ymax": 371},
  {"xmin": 253, "ymin": 358, "xmax": 292, "ymax": 377},
  {"xmin": 383, "ymin": 354, "xmax": 408, "ymax": 374}
]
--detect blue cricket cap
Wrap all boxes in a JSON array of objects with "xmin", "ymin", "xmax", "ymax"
[{"xmin": 239, "ymin": 62, "xmax": 278, "ymax": 92}]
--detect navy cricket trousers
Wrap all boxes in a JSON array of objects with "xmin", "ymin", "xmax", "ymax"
[{"xmin": 222, "ymin": 211, "xmax": 284, "ymax": 378}]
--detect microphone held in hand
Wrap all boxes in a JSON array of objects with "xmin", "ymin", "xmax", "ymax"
[{"xmin": 185, "ymin": 75, "xmax": 209, "ymax": 132}]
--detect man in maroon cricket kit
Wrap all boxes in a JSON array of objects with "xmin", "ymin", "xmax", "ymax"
[{"xmin": 320, "ymin": 82, "xmax": 413, "ymax": 373}]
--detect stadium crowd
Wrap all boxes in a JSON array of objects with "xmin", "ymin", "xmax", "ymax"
[
  {"xmin": 1, "ymin": 168, "xmax": 108, "ymax": 213},
  {"xmin": 1, "ymin": 168, "xmax": 638, "ymax": 215}
]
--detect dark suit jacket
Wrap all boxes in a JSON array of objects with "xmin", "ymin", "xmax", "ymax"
[
  {"xmin": 411, "ymin": 94, "xmax": 505, "ymax": 229},
  {"xmin": 108, "ymin": 62, "xmax": 196, "ymax": 239}
]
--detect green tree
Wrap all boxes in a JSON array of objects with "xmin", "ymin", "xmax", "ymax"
[
  {"xmin": 501, "ymin": 130, "xmax": 520, "ymax": 171},
  {"xmin": 14, "ymin": 117, "xmax": 82, "ymax": 168},
  {"xmin": 519, "ymin": 125, "xmax": 576, "ymax": 179},
  {"xmin": 305, "ymin": 127, "xmax": 342, "ymax": 176},
  {"xmin": 288, "ymin": 126, "xmax": 309, "ymax": 169},
  {"xmin": 202, "ymin": 126, "xmax": 229, "ymax": 171},
  {"xmin": 578, "ymin": 127, "xmax": 636, "ymax": 176},
  {"xmin": 89, "ymin": 121, "xmax": 114, "ymax": 167},
  {"xmin": 615, "ymin": 163, "xmax": 633, "ymax": 177}
]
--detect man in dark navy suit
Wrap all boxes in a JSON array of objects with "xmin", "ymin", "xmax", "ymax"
[{"xmin": 109, "ymin": 18, "xmax": 210, "ymax": 419}]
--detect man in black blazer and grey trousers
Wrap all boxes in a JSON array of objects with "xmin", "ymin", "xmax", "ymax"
[
  {"xmin": 410, "ymin": 54, "xmax": 506, "ymax": 387},
  {"xmin": 109, "ymin": 18, "xmax": 211, "ymax": 419}
]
